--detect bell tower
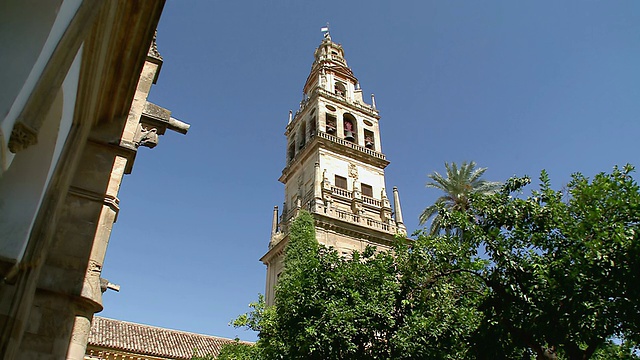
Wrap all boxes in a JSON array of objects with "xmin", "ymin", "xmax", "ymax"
[{"xmin": 261, "ymin": 31, "xmax": 406, "ymax": 305}]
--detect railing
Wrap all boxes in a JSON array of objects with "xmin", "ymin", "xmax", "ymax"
[
  {"xmin": 279, "ymin": 200, "xmax": 398, "ymax": 235},
  {"xmin": 362, "ymin": 196, "xmax": 382, "ymax": 207},
  {"xmin": 316, "ymin": 88, "xmax": 378, "ymax": 117},
  {"xmin": 365, "ymin": 217, "xmax": 393, "ymax": 232},
  {"xmin": 334, "ymin": 208, "xmax": 360, "ymax": 223},
  {"xmin": 292, "ymin": 87, "xmax": 379, "ymax": 126},
  {"xmin": 330, "ymin": 187, "xmax": 382, "ymax": 209},
  {"xmin": 317, "ymin": 131, "xmax": 386, "ymax": 160},
  {"xmin": 332, "ymin": 208, "xmax": 397, "ymax": 233},
  {"xmin": 331, "ymin": 186, "xmax": 352, "ymax": 198}
]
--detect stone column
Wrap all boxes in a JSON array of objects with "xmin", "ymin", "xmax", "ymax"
[
  {"xmin": 314, "ymin": 162, "xmax": 323, "ymax": 209},
  {"xmin": 271, "ymin": 206, "xmax": 279, "ymax": 236},
  {"xmin": 393, "ymin": 186, "xmax": 406, "ymax": 234}
]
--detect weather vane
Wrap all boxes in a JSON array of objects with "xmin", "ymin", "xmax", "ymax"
[{"xmin": 321, "ymin": 22, "xmax": 331, "ymax": 39}]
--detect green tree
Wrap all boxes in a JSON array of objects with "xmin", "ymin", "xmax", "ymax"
[
  {"xmin": 441, "ymin": 165, "xmax": 640, "ymax": 360},
  {"xmin": 419, "ymin": 161, "xmax": 501, "ymax": 234},
  {"xmin": 215, "ymin": 339, "xmax": 258, "ymax": 360},
  {"xmin": 227, "ymin": 166, "xmax": 639, "ymax": 359},
  {"xmin": 230, "ymin": 211, "xmax": 485, "ymax": 359},
  {"xmin": 590, "ymin": 340, "xmax": 639, "ymax": 360}
]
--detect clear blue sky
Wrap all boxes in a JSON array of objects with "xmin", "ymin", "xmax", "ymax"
[{"xmin": 100, "ymin": 1, "xmax": 640, "ymax": 341}]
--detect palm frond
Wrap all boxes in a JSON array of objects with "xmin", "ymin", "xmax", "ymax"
[
  {"xmin": 419, "ymin": 204, "xmax": 439, "ymax": 225},
  {"xmin": 429, "ymin": 214, "xmax": 444, "ymax": 235},
  {"xmin": 420, "ymin": 161, "xmax": 501, "ymax": 231}
]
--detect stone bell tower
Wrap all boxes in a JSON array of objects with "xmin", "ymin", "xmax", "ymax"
[{"xmin": 261, "ymin": 31, "xmax": 406, "ymax": 305}]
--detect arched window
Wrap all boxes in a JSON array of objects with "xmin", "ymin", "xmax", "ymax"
[
  {"xmin": 299, "ymin": 122, "xmax": 306, "ymax": 149},
  {"xmin": 334, "ymin": 82, "xmax": 346, "ymax": 97},
  {"xmin": 326, "ymin": 114, "xmax": 336, "ymax": 134},
  {"xmin": 343, "ymin": 113, "xmax": 357, "ymax": 143},
  {"xmin": 309, "ymin": 116, "xmax": 316, "ymax": 137},
  {"xmin": 364, "ymin": 129, "xmax": 375, "ymax": 149},
  {"xmin": 288, "ymin": 133, "xmax": 296, "ymax": 162}
]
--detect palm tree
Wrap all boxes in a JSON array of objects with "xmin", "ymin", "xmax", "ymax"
[{"xmin": 419, "ymin": 161, "xmax": 501, "ymax": 235}]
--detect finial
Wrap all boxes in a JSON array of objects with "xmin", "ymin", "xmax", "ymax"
[
  {"xmin": 288, "ymin": 110, "xmax": 293, "ymax": 124},
  {"xmin": 321, "ymin": 23, "xmax": 331, "ymax": 40},
  {"xmin": 271, "ymin": 206, "xmax": 279, "ymax": 235},
  {"xmin": 371, "ymin": 94, "xmax": 377, "ymax": 109},
  {"xmin": 148, "ymin": 29, "xmax": 162, "ymax": 60},
  {"xmin": 393, "ymin": 187, "xmax": 406, "ymax": 231}
]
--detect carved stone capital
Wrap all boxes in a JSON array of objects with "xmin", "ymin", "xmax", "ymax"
[
  {"xmin": 8, "ymin": 122, "xmax": 38, "ymax": 153},
  {"xmin": 134, "ymin": 125, "xmax": 158, "ymax": 148}
]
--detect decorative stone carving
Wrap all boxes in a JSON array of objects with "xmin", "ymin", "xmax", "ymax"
[
  {"xmin": 352, "ymin": 180, "xmax": 361, "ymax": 199},
  {"xmin": 8, "ymin": 122, "xmax": 38, "ymax": 153},
  {"xmin": 88, "ymin": 260, "xmax": 102, "ymax": 275},
  {"xmin": 380, "ymin": 188, "xmax": 392, "ymax": 223},
  {"xmin": 134, "ymin": 126, "xmax": 158, "ymax": 148},
  {"xmin": 322, "ymin": 170, "xmax": 331, "ymax": 190},
  {"xmin": 348, "ymin": 163, "xmax": 358, "ymax": 179},
  {"xmin": 322, "ymin": 172, "xmax": 333, "ymax": 213},
  {"xmin": 351, "ymin": 179, "xmax": 364, "ymax": 215},
  {"xmin": 147, "ymin": 30, "xmax": 162, "ymax": 61}
]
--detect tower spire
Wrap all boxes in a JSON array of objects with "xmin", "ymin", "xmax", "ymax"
[{"xmin": 262, "ymin": 33, "xmax": 402, "ymax": 305}]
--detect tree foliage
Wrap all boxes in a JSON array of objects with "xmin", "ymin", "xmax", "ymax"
[
  {"xmin": 219, "ymin": 166, "xmax": 640, "ymax": 360},
  {"xmin": 440, "ymin": 165, "xmax": 640, "ymax": 360},
  {"xmin": 205, "ymin": 339, "xmax": 257, "ymax": 360},
  {"xmin": 420, "ymin": 161, "xmax": 501, "ymax": 234},
  {"xmin": 226, "ymin": 211, "xmax": 485, "ymax": 359}
]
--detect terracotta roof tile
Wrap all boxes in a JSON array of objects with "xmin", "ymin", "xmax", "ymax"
[{"xmin": 88, "ymin": 316, "xmax": 250, "ymax": 359}]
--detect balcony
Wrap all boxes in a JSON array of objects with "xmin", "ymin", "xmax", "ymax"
[
  {"xmin": 317, "ymin": 131, "xmax": 386, "ymax": 160},
  {"xmin": 291, "ymin": 87, "xmax": 379, "ymax": 128},
  {"xmin": 279, "ymin": 186, "xmax": 396, "ymax": 237}
]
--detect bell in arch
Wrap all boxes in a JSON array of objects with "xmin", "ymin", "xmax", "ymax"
[
  {"xmin": 343, "ymin": 119, "xmax": 355, "ymax": 142},
  {"xmin": 345, "ymin": 130, "xmax": 355, "ymax": 141}
]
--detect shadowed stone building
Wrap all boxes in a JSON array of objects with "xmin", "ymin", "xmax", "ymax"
[
  {"xmin": 0, "ymin": 1, "xmax": 188, "ymax": 358},
  {"xmin": 261, "ymin": 31, "xmax": 406, "ymax": 305}
]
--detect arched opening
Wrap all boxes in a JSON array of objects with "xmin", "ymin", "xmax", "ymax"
[
  {"xmin": 334, "ymin": 82, "xmax": 346, "ymax": 97},
  {"xmin": 364, "ymin": 129, "xmax": 375, "ymax": 150},
  {"xmin": 298, "ymin": 122, "xmax": 306, "ymax": 149},
  {"xmin": 325, "ymin": 113, "xmax": 336, "ymax": 134},
  {"xmin": 309, "ymin": 116, "xmax": 316, "ymax": 138},
  {"xmin": 343, "ymin": 113, "xmax": 357, "ymax": 143},
  {"xmin": 287, "ymin": 133, "xmax": 296, "ymax": 163}
]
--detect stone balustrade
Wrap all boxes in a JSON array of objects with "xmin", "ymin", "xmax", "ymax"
[
  {"xmin": 331, "ymin": 186, "xmax": 352, "ymax": 198},
  {"xmin": 292, "ymin": 87, "xmax": 379, "ymax": 125},
  {"xmin": 279, "ymin": 196, "xmax": 397, "ymax": 236},
  {"xmin": 317, "ymin": 131, "xmax": 386, "ymax": 160},
  {"xmin": 362, "ymin": 195, "xmax": 382, "ymax": 207}
]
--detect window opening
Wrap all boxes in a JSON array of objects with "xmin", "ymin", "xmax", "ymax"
[
  {"xmin": 326, "ymin": 114, "xmax": 337, "ymax": 134},
  {"xmin": 309, "ymin": 116, "xmax": 317, "ymax": 137},
  {"xmin": 287, "ymin": 143, "xmax": 296, "ymax": 161},
  {"xmin": 299, "ymin": 122, "xmax": 306, "ymax": 149},
  {"xmin": 335, "ymin": 82, "xmax": 346, "ymax": 97},
  {"xmin": 364, "ymin": 129, "xmax": 375, "ymax": 149},
  {"xmin": 361, "ymin": 184, "xmax": 373, "ymax": 198},
  {"xmin": 343, "ymin": 113, "xmax": 357, "ymax": 142},
  {"xmin": 335, "ymin": 175, "xmax": 347, "ymax": 190}
]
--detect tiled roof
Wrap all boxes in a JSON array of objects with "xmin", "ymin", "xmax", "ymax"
[{"xmin": 88, "ymin": 316, "xmax": 250, "ymax": 359}]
